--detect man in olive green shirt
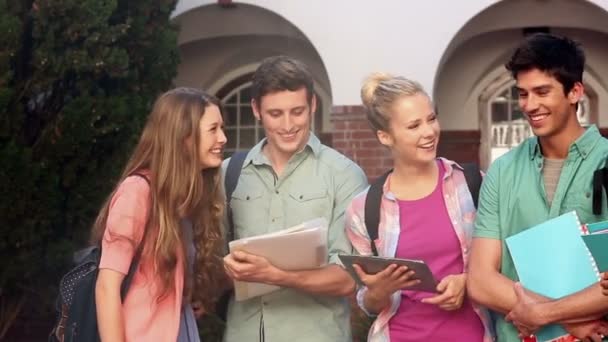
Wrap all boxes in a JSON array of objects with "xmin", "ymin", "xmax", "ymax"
[
  {"xmin": 222, "ymin": 56, "xmax": 367, "ymax": 341},
  {"xmin": 468, "ymin": 33, "xmax": 608, "ymax": 341}
]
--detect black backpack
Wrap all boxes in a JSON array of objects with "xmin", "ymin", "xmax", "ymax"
[
  {"xmin": 224, "ymin": 151, "xmax": 249, "ymax": 244},
  {"xmin": 592, "ymin": 164, "xmax": 608, "ymax": 215},
  {"xmin": 363, "ymin": 163, "xmax": 482, "ymax": 256},
  {"xmin": 214, "ymin": 151, "xmax": 249, "ymax": 322},
  {"xmin": 49, "ymin": 173, "xmax": 150, "ymax": 342}
]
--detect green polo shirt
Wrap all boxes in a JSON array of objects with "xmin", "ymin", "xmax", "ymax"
[
  {"xmin": 474, "ymin": 125, "xmax": 608, "ymax": 342},
  {"xmin": 222, "ymin": 133, "xmax": 368, "ymax": 342}
]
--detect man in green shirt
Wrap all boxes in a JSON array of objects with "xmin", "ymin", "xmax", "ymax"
[
  {"xmin": 468, "ymin": 33, "xmax": 608, "ymax": 341},
  {"xmin": 222, "ymin": 56, "xmax": 368, "ymax": 341}
]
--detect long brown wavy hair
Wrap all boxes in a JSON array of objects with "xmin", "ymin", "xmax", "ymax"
[{"xmin": 90, "ymin": 87, "xmax": 226, "ymax": 310}]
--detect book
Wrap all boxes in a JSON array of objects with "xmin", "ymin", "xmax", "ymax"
[
  {"xmin": 586, "ymin": 220, "xmax": 608, "ymax": 234},
  {"xmin": 582, "ymin": 232, "xmax": 608, "ymax": 273},
  {"xmin": 228, "ymin": 217, "xmax": 328, "ymax": 301},
  {"xmin": 506, "ymin": 211, "xmax": 601, "ymax": 342}
]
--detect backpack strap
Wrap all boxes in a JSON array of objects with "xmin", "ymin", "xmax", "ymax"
[
  {"xmin": 364, "ymin": 170, "xmax": 392, "ymax": 257},
  {"xmin": 592, "ymin": 165, "xmax": 608, "ymax": 215},
  {"xmin": 120, "ymin": 172, "xmax": 151, "ymax": 301},
  {"xmin": 224, "ymin": 151, "xmax": 249, "ymax": 243},
  {"xmin": 462, "ymin": 163, "xmax": 482, "ymax": 209},
  {"xmin": 215, "ymin": 152, "xmax": 248, "ymax": 322}
]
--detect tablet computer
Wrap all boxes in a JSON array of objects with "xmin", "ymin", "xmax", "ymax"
[{"xmin": 339, "ymin": 254, "xmax": 438, "ymax": 293}]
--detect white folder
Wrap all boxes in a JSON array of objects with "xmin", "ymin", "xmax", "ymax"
[{"xmin": 228, "ymin": 217, "xmax": 328, "ymax": 301}]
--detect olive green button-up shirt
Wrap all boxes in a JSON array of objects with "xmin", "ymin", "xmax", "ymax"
[
  {"xmin": 474, "ymin": 125, "xmax": 608, "ymax": 342},
  {"xmin": 222, "ymin": 134, "xmax": 368, "ymax": 342}
]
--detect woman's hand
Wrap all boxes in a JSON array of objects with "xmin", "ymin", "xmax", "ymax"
[
  {"xmin": 353, "ymin": 263, "xmax": 420, "ymax": 313},
  {"xmin": 421, "ymin": 273, "xmax": 466, "ymax": 311},
  {"xmin": 192, "ymin": 300, "xmax": 205, "ymax": 318}
]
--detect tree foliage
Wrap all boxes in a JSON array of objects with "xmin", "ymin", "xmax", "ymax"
[{"xmin": 0, "ymin": 0, "xmax": 179, "ymax": 337}]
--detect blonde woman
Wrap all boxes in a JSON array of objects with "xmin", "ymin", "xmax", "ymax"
[
  {"xmin": 93, "ymin": 88, "xmax": 226, "ymax": 341},
  {"xmin": 345, "ymin": 74, "xmax": 494, "ymax": 341}
]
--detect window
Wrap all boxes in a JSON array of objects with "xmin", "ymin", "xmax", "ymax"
[
  {"xmin": 218, "ymin": 76, "xmax": 324, "ymax": 157},
  {"xmin": 489, "ymin": 83, "xmax": 590, "ymax": 162},
  {"xmin": 222, "ymin": 82, "xmax": 265, "ymax": 156}
]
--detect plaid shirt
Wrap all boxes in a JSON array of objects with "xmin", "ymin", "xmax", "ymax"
[{"xmin": 345, "ymin": 158, "xmax": 495, "ymax": 342}]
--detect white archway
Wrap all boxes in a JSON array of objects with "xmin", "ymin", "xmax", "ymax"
[
  {"xmin": 207, "ymin": 62, "xmax": 332, "ymax": 133},
  {"xmin": 172, "ymin": 2, "xmax": 334, "ymax": 155}
]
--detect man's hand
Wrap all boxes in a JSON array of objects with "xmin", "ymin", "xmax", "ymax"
[
  {"xmin": 506, "ymin": 283, "xmax": 547, "ymax": 337},
  {"xmin": 563, "ymin": 320, "xmax": 608, "ymax": 342},
  {"xmin": 421, "ymin": 273, "xmax": 466, "ymax": 311},
  {"xmin": 601, "ymin": 272, "xmax": 608, "ymax": 296},
  {"xmin": 223, "ymin": 250, "xmax": 283, "ymax": 285},
  {"xmin": 507, "ymin": 283, "xmax": 608, "ymax": 341}
]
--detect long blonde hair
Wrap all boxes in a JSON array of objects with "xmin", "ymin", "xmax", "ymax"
[{"xmin": 91, "ymin": 87, "xmax": 225, "ymax": 308}]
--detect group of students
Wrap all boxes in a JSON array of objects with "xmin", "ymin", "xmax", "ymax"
[{"xmin": 91, "ymin": 32, "xmax": 608, "ymax": 342}]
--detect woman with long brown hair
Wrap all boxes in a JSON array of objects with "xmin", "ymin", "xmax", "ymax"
[{"xmin": 93, "ymin": 87, "xmax": 227, "ymax": 341}]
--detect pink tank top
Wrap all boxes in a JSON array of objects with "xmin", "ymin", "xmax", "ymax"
[{"xmin": 388, "ymin": 161, "xmax": 484, "ymax": 342}]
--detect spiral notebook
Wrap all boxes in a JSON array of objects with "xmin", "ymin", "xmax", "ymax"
[{"xmin": 506, "ymin": 211, "xmax": 601, "ymax": 342}]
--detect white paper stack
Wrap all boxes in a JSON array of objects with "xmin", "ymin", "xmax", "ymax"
[{"xmin": 228, "ymin": 217, "xmax": 328, "ymax": 301}]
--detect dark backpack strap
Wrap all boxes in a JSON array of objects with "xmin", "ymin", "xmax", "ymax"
[
  {"xmin": 224, "ymin": 151, "xmax": 248, "ymax": 243},
  {"xmin": 120, "ymin": 172, "xmax": 151, "ymax": 300},
  {"xmin": 215, "ymin": 152, "xmax": 248, "ymax": 322},
  {"xmin": 364, "ymin": 170, "xmax": 391, "ymax": 257},
  {"xmin": 592, "ymin": 167, "xmax": 608, "ymax": 215},
  {"xmin": 462, "ymin": 163, "xmax": 482, "ymax": 209}
]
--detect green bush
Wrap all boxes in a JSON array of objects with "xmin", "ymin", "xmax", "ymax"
[{"xmin": 0, "ymin": 0, "xmax": 179, "ymax": 338}]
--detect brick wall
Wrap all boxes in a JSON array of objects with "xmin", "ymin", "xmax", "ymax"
[
  {"xmin": 331, "ymin": 106, "xmax": 392, "ymax": 180},
  {"xmin": 437, "ymin": 130, "xmax": 481, "ymax": 165},
  {"xmin": 329, "ymin": 105, "xmax": 481, "ymax": 179}
]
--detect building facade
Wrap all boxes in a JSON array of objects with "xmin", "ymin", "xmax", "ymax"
[{"xmin": 172, "ymin": 0, "xmax": 608, "ymax": 178}]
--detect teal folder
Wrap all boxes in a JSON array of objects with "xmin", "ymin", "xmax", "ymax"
[
  {"xmin": 506, "ymin": 211, "xmax": 600, "ymax": 342},
  {"xmin": 582, "ymin": 233, "xmax": 608, "ymax": 272},
  {"xmin": 587, "ymin": 220, "xmax": 608, "ymax": 234}
]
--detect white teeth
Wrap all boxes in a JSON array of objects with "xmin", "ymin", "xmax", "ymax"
[{"xmin": 529, "ymin": 114, "xmax": 548, "ymax": 122}]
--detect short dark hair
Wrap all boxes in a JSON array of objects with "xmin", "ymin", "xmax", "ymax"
[
  {"xmin": 251, "ymin": 55, "xmax": 314, "ymax": 106},
  {"xmin": 505, "ymin": 33, "xmax": 585, "ymax": 94}
]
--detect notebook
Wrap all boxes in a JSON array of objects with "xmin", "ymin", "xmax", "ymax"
[
  {"xmin": 586, "ymin": 220, "xmax": 608, "ymax": 234},
  {"xmin": 582, "ymin": 233, "xmax": 608, "ymax": 273},
  {"xmin": 228, "ymin": 217, "xmax": 328, "ymax": 301},
  {"xmin": 506, "ymin": 211, "xmax": 601, "ymax": 342}
]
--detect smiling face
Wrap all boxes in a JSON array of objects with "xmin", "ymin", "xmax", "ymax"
[
  {"xmin": 198, "ymin": 104, "xmax": 227, "ymax": 170},
  {"xmin": 252, "ymin": 87, "xmax": 314, "ymax": 158},
  {"xmin": 377, "ymin": 93, "xmax": 439, "ymax": 166},
  {"xmin": 516, "ymin": 68, "xmax": 583, "ymax": 139}
]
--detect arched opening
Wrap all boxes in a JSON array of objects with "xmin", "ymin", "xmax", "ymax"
[
  {"xmin": 481, "ymin": 75, "xmax": 596, "ymax": 162},
  {"xmin": 172, "ymin": 2, "xmax": 333, "ymax": 146},
  {"xmin": 215, "ymin": 73, "xmax": 325, "ymax": 155}
]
